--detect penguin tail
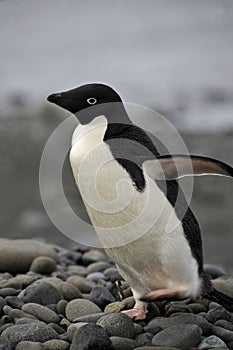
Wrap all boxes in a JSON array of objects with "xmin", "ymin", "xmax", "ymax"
[{"xmin": 206, "ymin": 288, "xmax": 233, "ymax": 312}]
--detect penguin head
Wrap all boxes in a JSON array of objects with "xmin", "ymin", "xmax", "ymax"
[{"xmin": 47, "ymin": 83, "xmax": 128, "ymax": 124}]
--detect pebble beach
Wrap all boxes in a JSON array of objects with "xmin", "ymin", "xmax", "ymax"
[{"xmin": 0, "ymin": 238, "xmax": 233, "ymax": 350}]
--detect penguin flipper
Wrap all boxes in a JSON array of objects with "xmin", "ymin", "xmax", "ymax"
[{"xmin": 143, "ymin": 155, "xmax": 233, "ymax": 180}]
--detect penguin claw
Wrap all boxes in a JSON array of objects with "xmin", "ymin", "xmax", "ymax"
[{"xmin": 122, "ymin": 308, "xmax": 148, "ymax": 320}]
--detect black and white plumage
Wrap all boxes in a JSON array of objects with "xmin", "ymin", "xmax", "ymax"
[{"xmin": 48, "ymin": 83, "xmax": 233, "ymax": 319}]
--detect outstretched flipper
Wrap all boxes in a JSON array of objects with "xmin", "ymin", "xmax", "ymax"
[{"xmin": 143, "ymin": 155, "xmax": 233, "ymax": 180}]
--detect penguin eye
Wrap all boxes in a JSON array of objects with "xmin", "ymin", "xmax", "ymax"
[{"xmin": 87, "ymin": 97, "xmax": 97, "ymax": 105}]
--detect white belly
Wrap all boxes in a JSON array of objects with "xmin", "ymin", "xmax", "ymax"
[{"xmin": 70, "ymin": 116, "xmax": 201, "ymax": 298}]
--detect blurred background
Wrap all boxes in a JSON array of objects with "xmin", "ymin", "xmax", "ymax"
[{"xmin": 0, "ymin": 0, "xmax": 233, "ymax": 267}]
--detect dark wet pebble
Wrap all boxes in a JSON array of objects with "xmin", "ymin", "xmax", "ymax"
[
  {"xmin": 152, "ymin": 324, "xmax": 202, "ymax": 349},
  {"xmin": 97, "ymin": 312, "xmax": 135, "ymax": 338},
  {"xmin": 90, "ymin": 285, "xmax": 115, "ymax": 309},
  {"xmin": 22, "ymin": 281, "xmax": 63, "ymax": 305},
  {"xmin": 70, "ymin": 323, "xmax": 114, "ymax": 350},
  {"xmin": 165, "ymin": 303, "xmax": 192, "ymax": 316}
]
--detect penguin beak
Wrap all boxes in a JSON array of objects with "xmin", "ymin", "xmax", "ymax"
[{"xmin": 47, "ymin": 92, "xmax": 63, "ymax": 103}]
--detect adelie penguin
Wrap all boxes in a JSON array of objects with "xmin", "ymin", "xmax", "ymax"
[{"xmin": 48, "ymin": 83, "xmax": 233, "ymax": 320}]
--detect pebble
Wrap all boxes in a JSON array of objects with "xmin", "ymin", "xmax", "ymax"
[
  {"xmin": 198, "ymin": 335, "xmax": 228, "ymax": 349},
  {"xmin": 90, "ymin": 285, "xmax": 115, "ymax": 309},
  {"xmin": 67, "ymin": 265, "xmax": 87, "ymax": 276},
  {"xmin": 30, "ymin": 257, "xmax": 57, "ymax": 274},
  {"xmin": 41, "ymin": 339, "xmax": 70, "ymax": 350},
  {"xmin": 1, "ymin": 322, "xmax": 59, "ymax": 346},
  {"xmin": 57, "ymin": 281, "xmax": 82, "ymax": 301},
  {"xmin": 65, "ymin": 298, "xmax": 101, "ymax": 321},
  {"xmin": 212, "ymin": 326, "xmax": 233, "ymax": 342},
  {"xmin": 215, "ymin": 319, "xmax": 233, "ymax": 331},
  {"xmin": 16, "ymin": 341, "xmax": 42, "ymax": 350},
  {"xmin": 22, "ymin": 303, "xmax": 60, "ymax": 323},
  {"xmin": 66, "ymin": 276, "xmax": 95, "ymax": 293},
  {"xmin": 188, "ymin": 303, "xmax": 208, "ymax": 314},
  {"xmin": 8, "ymin": 308, "xmax": 38, "ymax": 320},
  {"xmin": 104, "ymin": 301, "xmax": 125, "ymax": 313},
  {"xmin": 205, "ymin": 306, "xmax": 233, "ymax": 323},
  {"xmin": 15, "ymin": 318, "xmax": 42, "ymax": 325},
  {"xmin": 82, "ymin": 250, "xmax": 108, "ymax": 265},
  {"xmin": 0, "ymin": 296, "xmax": 6, "ymax": 311},
  {"xmin": 104, "ymin": 267, "xmax": 123, "ymax": 282},
  {"xmin": 87, "ymin": 261, "xmax": 111, "ymax": 273},
  {"xmin": 0, "ymin": 239, "xmax": 58, "ymax": 273},
  {"xmin": 145, "ymin": 313, "xmax": 211, "ymax": 335},
  {"xmin": 135, "ymin": 332, "xmax": 154, "ymax": 346},
  {"xmin": 213, "ymin": 277, "xmax": 233, "ymax": 298},
  {"xmin": 22, "ymin": 281, "xmax": 63, "ymax": 305},
  {"xmin": 87, "ymin": 272, "xmax": 106, "ymax": 282},
  {"xmin": 48, "ymin": 322, "xmax": 66, "ymax": 335},
  {"xmin": 67, "ymin": 322, "xmax": 89, "ymax": 340},
  {"xmin": 5, "ymin": 296, "xmax": 24, "ymax": 309},
  {"xmin": 0, "ymin": 275, "xmax": 35, "ymax": 289},
  {"xmin": 73, "ymin": 312, "xmax": 106, "ymax": 323},
  {"xmin": 0, "ymin": 288, "xmax": 21, "ymax": 297},
  {"xmin": 110, "ymin": 336, "xmax": 136, "ymax": 349},
  {"xmin": 56, "ymin": 300, "xmax": 68, "ymax": 315},
  {"xmin": 97, "ymin": 312, "xmax": 135, "ymax": 338},
  {"xmin": 165, "ymin": 303, "xmax": 192, "ymax": 316},
  {"xmin": 152, "ymin": 324, "xmax": 202, "ymax": 349},
  {"xmin": 70, "ymin": 323, "xmax": 114, "ymax": 350}
]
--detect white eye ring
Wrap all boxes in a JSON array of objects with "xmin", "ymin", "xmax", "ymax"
[{"xmin": 87, "ymin": 97, "xmax": 97, "ymax": 105}]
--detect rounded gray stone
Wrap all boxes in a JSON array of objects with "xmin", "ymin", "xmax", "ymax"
[
  {"xmin": 82, "ymin": 250, "xmax": 108, "ymax": 265},
  {"xmin": 30, "ymin": 257, "xmax": 57, "ymax": 274},
  {"xmin": 66, "ymin": 276, "xmax": 95, "ymax": 293},
  {"xmin": 152, "ymin": 324, "xmax": 202, "ymax": 349},
  {"xmin": 145, "ymin": 313, "xmax": 211, "ymax": 335},
  {"xmin": 198, "ymin": 335, "xmax": 228, "ymax": 349},
  {"xmin": 57, "ymin": 282, "xmax": 82, "ymax": 301},
  {"xmin": 70, "ymin": 323, "xmax": 114, "ymax": 350},
  {"xmin": 22, "ymin": 303, "xmax": 59, "ymax": 323},
  {"xmin": 41, "ymin": 339, "xmax": 70, "ymax": 350},
  {"xmin": 1, "ymin": 322, "xmax": 59, "ymax": 346},
  {"xmin": 97, "ymin": 312, "xmax": 135, "ymax": 338},
  {"xmin": 90, "ymin": 285, "xmax": 115, "ymax": 309},
  {"xmin": 212, "ymin": 326, "xmax": 233, "ymax": 342},
  {"xmin": 16, "ymin": 341, "xmax": 42, "ymax": 350},
  {"xmin": 56, "ymin": 300, "xmax": 68, "ymax": 315},
  {"xmin": 87, "ymin": 261, "xmax": 111, "ymax": 273},
  {"xmin": 22, "ymin": 281, "xmax": 63, "ymax": 305},
  {"xmin": 110, "ymin": 336, "xmax": 136, "ymax": 350},
  {"xmin": 68, "ymin": 322, "xmax": 89, "ymax": 340},
  {"xmin": 0, "ymin": 239, "xmax": 58, "ymax": 273},
  {"xmin": 65, "ymin": 298, "xmax": 101, "ymax": 321}
]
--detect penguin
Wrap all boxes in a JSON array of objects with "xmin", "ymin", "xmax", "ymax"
[{"xmin": 47, "ymin": 83, "xmax": 233, "ymax": 320}]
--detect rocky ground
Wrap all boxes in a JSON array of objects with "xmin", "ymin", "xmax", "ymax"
[{"xmin": 0, "ymin": 238, "xmax": 233, "ymax": 350}]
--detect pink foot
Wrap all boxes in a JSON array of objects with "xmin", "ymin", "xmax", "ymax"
[{"xmin": 122, "ymin": 300, "xmax": 148, "ymax": 320}]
